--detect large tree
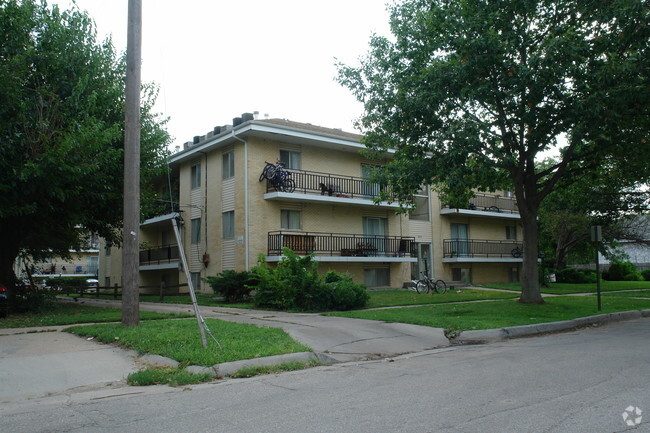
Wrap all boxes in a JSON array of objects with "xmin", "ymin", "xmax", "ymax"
[
  {"xmin": 337, "ymin": 0, "xmax": 649, "ymax": 303},
  {"xmin": 0, "ymin": 0, "xmax": 170, "ymax": 288},
  {"xmin": 538, "ymin": 159, "xmax": 649, "ymax": 270}
]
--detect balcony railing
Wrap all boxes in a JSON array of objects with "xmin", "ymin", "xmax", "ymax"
[
  {"xmin": 442, "ymin": 193, "xmax": 519, "ymax": 214},
  {"xmin": 268, "ymin": 231, "xmax": 416, "ymax": 258},
  {"xmin": 443, "ymin": 239, "xmax": 524, "ymax": 259},
  {"xmin": 139, "ymin": 244, "xmax": 180, "ymax": 265},
  {"xmin": 265, "ymin": 168, "xmax": 385, "ymax": 200}
]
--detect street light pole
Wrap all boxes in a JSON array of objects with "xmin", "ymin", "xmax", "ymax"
[{"xmin": 122, "ymin": 0, "xmax": 142, "ymax": 327}]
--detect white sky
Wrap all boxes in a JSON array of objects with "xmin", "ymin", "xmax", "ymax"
[{"xmin": 51, "ymin": 0, "xmax": 392, "ymax": 149}]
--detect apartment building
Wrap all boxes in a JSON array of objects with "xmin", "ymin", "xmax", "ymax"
[{"xmin": 99, "ymin": 114, "xmax": 522, "ymax": 292}]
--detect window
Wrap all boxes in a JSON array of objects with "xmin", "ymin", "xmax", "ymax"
[
  {"xmin": 223, "ymin": 211, "xmax": 235, "ymax": 239},
  {"xmin": 280, "ymin": 150, "xmax": 301, "ymax": 170},
  {"xmin": 190, "ymin": 272, "xmax": 201, "ymax": 292},
  {"xmin": 509, "ymin": 267, "xmax": 520, "ymax": 283},
  {"xmin": 191, "ymin": 163, "xmax": 201, "ymax": 189},
  {"xmin": 504, "ymin": 190, "xmax": 514, "ymax": 198},
  {"xmin": 104, "ymin": 243, "xmax": 111, "ymax": 256},
  {"xmin": 222, "ymin": 151, "xmax": 235, "ymax": 179},
  {"xmin": 191, "ymin": 218, "xmax": 201, "ymax": 244},
  {"xmin": 281, "ymin": 210, "xmax": 301, "ymax": 230},
  {"xmin": 410, "ymin": 187, "xmax": 430, "ymax": 221},
  {"xmin": 506, "ymin": 225, "xmax": 517, "ymax": 240},
  {"xmin": 364, "ymin": 268, "xmax": 390, "ymax": 287}
]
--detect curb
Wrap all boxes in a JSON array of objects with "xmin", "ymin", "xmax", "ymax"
[
  {"xmin": 452, "ymin": 309, "xmax": 650, "ymax": 344},
  {"xmin": 143, "ymin": 351, "xmax": 335, "ymax": 379}
]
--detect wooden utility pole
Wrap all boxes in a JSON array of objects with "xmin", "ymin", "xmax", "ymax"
[{"xmin": 122, "ymin": 0, "xmax": 142, "ymax": 327}]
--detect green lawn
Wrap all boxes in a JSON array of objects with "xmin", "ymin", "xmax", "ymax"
[
  {"xmin": 481, "ymin": 281, "xmax": 650, "ymax": 295},
  {"xmin": 60, "ymin": 293, "xmax": 255, "ymax": 309},
  {"xmin": 327, "ymin": 295, "xmax": 650, "ymax": 333},
  {"xmin": 0, "ymin": 303, "xmax": 186, "ymax": 328},
  {"xmin": 66, "ymin": 318, "xmax": 311, "ymax": 367},
  {"xmin": 365, "ymin": 288, "xmax": 518, "ymax": 308}
]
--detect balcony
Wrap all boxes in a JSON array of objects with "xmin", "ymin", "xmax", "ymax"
[
  {"xmin": 440, "ymin": 193, "xmax": 519, "ymax": 219},
  {"xmin": 263, "ymin": 168, "xmax": 399, "ymax": 209},
  {"xmin": 139, "ymin": 244, "xmax": 181, "ymax": 270},
  {"xmin": 267, "ymin": 231, "xmax": 416, "ymax": 263},
  {"xmin": 442, "ymin": 239, "xmax": 524, "ymax": 263}
]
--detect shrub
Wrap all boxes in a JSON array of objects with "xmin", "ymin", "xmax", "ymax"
[
  {"xmin": 642, "ymin": 269, "xmax": 650, "ymax": 281},
  {"xmin": 555, "ymin": 268, "xmax": 596, "ymax": 284},
  {"xmin": 205, "ymin": 270, "xmax": 258, "ymax": 303},
  {"xmin": 623, "ymin": 271, "xmax": 644, "ymax": 281},
  {"xmin": 323, "ymin": 271, "xmax": 369, "ymax": 310},
  {"xmin": 9, "ymin": 284, "xmax": 56, "ymax": 314},
  {"xmin": 252, "ymin": 249, "xmax": 369, "ymax": 312},
  {"xmin": 606, "ymin": 261, "xmax": 637, "ymax": 281}
]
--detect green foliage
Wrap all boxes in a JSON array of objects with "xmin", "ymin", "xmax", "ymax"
[
  {"xmin": 555, "ymin": 268, "xmax": 597, "ymax": 284},
  {"xmin": 8, "ymin": 286, "xmax": 55, "ymax": 314},
  {"xmin": 606, "ymin": 262, "xmax": 638, "ymax": 281},
  {"xmin": 642, "ymin": 270, "xmax": 650, "ymax": 282},
  {"xmin": 337, "ymin": 0, "xmax": 650, "ymax": 302},
  {"xmin": 0, "ymin": 0, "xmax": 171, "ymax": 289},
  {"xmin": 127, "ymin": 367, "xmax": 212, "ymax": 387},
  {"xmin": 205, "ymin": 270, "xmax": 258, "ymax": 303},
  {"xmin": 252, "ymin": 249, "xmax": 369, "ymax": 311},
  {"xmin": 45, "ymin": 276, "xmax": 86, "ymax": 291}
]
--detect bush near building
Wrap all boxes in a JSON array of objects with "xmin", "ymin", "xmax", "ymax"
[{"xmin": 252, "ymin": 249, "xmax": 369, "ymax": 312}]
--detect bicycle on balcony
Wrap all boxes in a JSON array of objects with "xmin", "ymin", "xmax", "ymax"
[{"xmin": 259, "ymin": 161, "xmax": 295, "ymax": 193}]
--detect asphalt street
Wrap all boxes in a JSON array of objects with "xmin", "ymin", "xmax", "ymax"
[{"xmin": 2, "ymin": 318, "xmax": 648, "ymax": 433}]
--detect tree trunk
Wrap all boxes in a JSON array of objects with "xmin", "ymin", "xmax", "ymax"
[{"xmin": 519, "ymin": 210, "xmax": 544, "ymax": 304}]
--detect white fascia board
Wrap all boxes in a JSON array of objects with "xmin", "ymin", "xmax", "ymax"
[
  {"xmin": 440, "ymin": 208, "xmax": 521, "ymax": 220},
  {"xmin": 168, "ymin": 121, "xmax": 393, "ymax": 165}
]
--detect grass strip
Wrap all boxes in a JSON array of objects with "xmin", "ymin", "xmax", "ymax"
[
  {"xmin": 66, "ymin": 318, "xmax": 311, "ymax": 367},
  {"xmin": 482, "ymin": 281, "xmax": 650, "ymax": 295},
  {"xmin": 230, "ymin": 360, "xmax": 323, "ymax": 379},
  {"xmin": 0, "ymin": 303, "xmax": 185, "ymax": 328},
  {"xmin": 366, "ymin": 288, "xmax": 518, "ymax": 308},
  {"xmin": 128, "ymin": 366, "xmax": 213, "ymax": 387},
  {"xmin": 327, "ymin": 295, "xmax": 650, "ymax": 333}
]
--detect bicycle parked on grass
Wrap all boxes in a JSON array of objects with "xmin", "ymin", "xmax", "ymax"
[
  {"xmin": 259, "ymin": 161, "xmax": 295, "ymax": 193},
  {"xmin": 416, "ymin": 273, "xmax": 447, "ymax": 294}
]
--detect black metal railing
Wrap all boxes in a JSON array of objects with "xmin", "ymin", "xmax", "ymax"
[
  {"xmin": 443, "ymin": 239, "xmax": 524, "ymax": 258},
  {"xmin": 265, "ymin": 168, "xmax": 385, "ymax": 200},
  {"xmin": 268, "ymin": 231, "xmax": 416, "ymax": 258},
  {"xmin": 442, "ymin": 193, "xmax": 519, "ymax": 214},
  {"xmin": 139, "ymin": 244, "xmax": 180, "ymax": 265}
]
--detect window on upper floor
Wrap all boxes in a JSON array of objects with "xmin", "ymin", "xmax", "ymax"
[
  {"xmin": 280, "ymin": 150, "xmax": 301, "ymax": 170},
  {"xmin": 191, "ymin": 218, "xmax": 201, "ymax": 244},
  {"xmin": 191, "ymin": 163, "xmax": 201, "ymax": 189},
  {"xmin": 223, "ymin": 211, "xmax": 235, "ymax": 239},
  {"xmin": 222, "ymin": 151, "xmax": 235, "ymax": 179},
  {"xmin": 281, "ymin": 210, "xmax": 302, "ymax": 230},
  {"xmin": 410, "ymin": 187, "xmax": 430, "ymax": 221},
  {"xmin": 506, "ymin": 225, "xmax": 517, "ymax": 240}
]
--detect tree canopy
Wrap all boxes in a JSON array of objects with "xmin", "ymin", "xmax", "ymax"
[
  {"xmin": 0, "ymin": 0, "xmax": 171, "ymax": 287},
  {"xmin": 337, "ymin": 0, "xmax": 649, "ymax": 303}
]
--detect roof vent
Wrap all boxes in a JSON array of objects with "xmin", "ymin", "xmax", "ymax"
[
  {"xmin": 214, "ymin": 126, "xmax": 222, "ymax": 135},
  {"xmin": 193, "ymin": 135, "xmax": 200, "ymax": 144},
  {"xmin": 242, "ymin": 112, "xmax": 254, "ymax": 122},
  {"xmin": 233, "ymin": 117, "xmax": 243, "ymax": 126}
]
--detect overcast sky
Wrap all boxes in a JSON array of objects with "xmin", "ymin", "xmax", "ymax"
[{"xmin": 51, "ymin": 1, "xmax": 392, "ymax": 149}]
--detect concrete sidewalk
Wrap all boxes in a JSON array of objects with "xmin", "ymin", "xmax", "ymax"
[
  {"xmin": 0, "ymin": 298, "xmax": 450, "ymax": 404},
  {"xmin": 63, "ymin": 297, "xmax": 451, "ymax": 362}
]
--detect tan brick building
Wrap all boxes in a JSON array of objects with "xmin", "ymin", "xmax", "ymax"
[{"xmin": 100, "ymin": 114, "xmax": 522, "ymax": 293}]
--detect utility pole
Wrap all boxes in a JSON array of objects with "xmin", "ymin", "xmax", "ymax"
[{"xmin": 122, "ymin": 0, "xmax": 142, "ymax": 327}]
